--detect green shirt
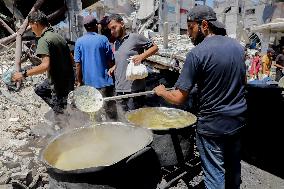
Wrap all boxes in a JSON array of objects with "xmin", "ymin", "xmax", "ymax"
[{"xmin": 36, "ymin": 27, "xmax": 74, "ymax": 96}]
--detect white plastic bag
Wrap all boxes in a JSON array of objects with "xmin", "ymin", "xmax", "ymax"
[{"xmin": 126, "ymin": 59, "xmax": 148, "ymax": 80}]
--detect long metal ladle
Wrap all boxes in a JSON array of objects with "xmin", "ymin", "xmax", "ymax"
[{"xmin": 72, "ymin": 86, "xmax": 174, "ymax": 113}]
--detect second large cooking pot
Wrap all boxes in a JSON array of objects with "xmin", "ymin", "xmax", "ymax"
[
  {"xmin": 126, "ymin": 107, "xmax": 197, "ymax": 166},
  {"xmin": 40, "ymin": 122, "xmax": 161, "ymax": 189},
  {"xmin": 126, "ymin": 107, "xmax": 197, "ymax": 132}
]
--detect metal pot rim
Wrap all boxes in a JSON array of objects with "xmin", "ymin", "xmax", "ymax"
[{"xmin": 125, "ymin": 107, "xmax": 197, "ymax": 131}]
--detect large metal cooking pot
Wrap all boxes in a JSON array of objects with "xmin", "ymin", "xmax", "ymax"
[
  {"xmin": 41, "ymin": 122, "xmax": 161, "ymax": 189},
  {"xmin": 126, "ymin": 107, "xmax": 197, "ymax": 166},
  {"xmin": 126, "ymin": 107, "xmax": 197, "ymax": 132}
]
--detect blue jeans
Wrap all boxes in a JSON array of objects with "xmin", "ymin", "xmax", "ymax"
[{"xmin": 196, "ymin": 132, "xmax": 241, "ymax": 189}]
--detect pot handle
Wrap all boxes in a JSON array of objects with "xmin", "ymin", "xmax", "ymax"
[{"xmin": 104, "ymin": 87, "xmax": 175, "ymax": 101}]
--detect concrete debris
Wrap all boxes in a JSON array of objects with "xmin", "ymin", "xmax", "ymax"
[
  {"xmin": 2, "ymin": 162, "xmax": 20, "ymax": 169},
  {"xmin": 0, "ymin": 184, "xmax": 13, "ymax": 189},
  {"xmin": 0, "ymin": 48, "xmax": 50, "ymax": 188},
  {"xmin": 11, "ymin": 180, "xmax": 29, "ymax": 189},
  {"xmin": 147, "ymin": 33, "xmax": 194, "ymax": 71},
  {"xmin": 8, "ymin": 117, "xmax": 19, "ymax": 122},
  {"xmin": 10, "ymin": 170, "xmax": 31, "ymax": 182},
  {"xmin": 0, "ymin": 174, "xmax": 11, "ymax": 185},
  {"xmin": 28, "ymin": 173, "xmax": 40, "ymax": 189},
  {"xmin": 168, "ymin": 180, "xmax": 188, "ymax": 189}
]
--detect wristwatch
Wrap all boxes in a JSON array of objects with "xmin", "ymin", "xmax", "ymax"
[{"xmin": 21, "ymin": 70, "xmax": 28, "ymax": 78}]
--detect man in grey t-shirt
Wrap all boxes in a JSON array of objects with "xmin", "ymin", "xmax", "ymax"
[{"xmin": 107, "ymin": 14, "xmax": 158, "ymax": 114}]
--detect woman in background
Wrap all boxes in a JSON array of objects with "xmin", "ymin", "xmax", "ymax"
[{"xmin": 249, "ymin": 52, "xmax": 261, "ymax": 80}]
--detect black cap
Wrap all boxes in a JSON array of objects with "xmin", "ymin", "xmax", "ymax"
[
  {"xmin": 187, "ymin": 5, "xmax": 225, "ymax": 29},
  {"xmin": 83, "ymin": 15, "xmax": 98, "ymax": 28}
]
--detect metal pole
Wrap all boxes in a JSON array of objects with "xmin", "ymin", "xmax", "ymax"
[
  {"xmin": 0, "ymin": 33, "xmax": 17, "ymax": 45},
  {"xmin": 15, "ymin": 0, "xmax": 46, "ymax": 73},
  {"xmin": 0, "ymin": 18, "xmax": 15, "ymax": 34},
  {"xmin": 163, "ymin": 22, "xmax": 169, "ymax": 49},
  {"xmin": 159, "ymin": 0, "xmax": 165, "ymax": 33},
  {"xmin": 175, "ymin": 0, "xmax": 180, "ymax": 34}
]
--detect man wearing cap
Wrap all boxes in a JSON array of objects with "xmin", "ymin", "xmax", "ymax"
[
  {"xmin": 12, "ymin": 10, "xmax": 75, "ymax": 115},
  {"xmin": 74, "ymin": 15, "xmax": 117, "ymax": 120},
  {"xmin": 107, "ymin": 14, "xmax": 158, "ymax": 114},
  {"xmin": 154, "ymin": 5, "xmax": 246, "ymax": 189},
  {"xmin": 262, "ymin": 48, "xmax": 274, "ymax": 77}
]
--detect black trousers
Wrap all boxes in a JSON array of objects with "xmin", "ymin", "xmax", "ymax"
[
  {"xmin": 34, "ymin": 79, "xmax": 72, "ymax": 114},
  {"xmin": 115, "ymin": 90, "xmax": 145, "ymax": 121},
  {"xmin": 116, "ymin": 90, "xmax": 145, "ymax": 112}
]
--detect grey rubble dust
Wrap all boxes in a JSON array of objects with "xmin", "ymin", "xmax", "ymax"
[
  {"xmin": 0, "ymin": 48, "xmax": 51, "ymax": 188},
  {"xmin": 0, "ymin": 50, "xmax": 284, "ymax": 189}
]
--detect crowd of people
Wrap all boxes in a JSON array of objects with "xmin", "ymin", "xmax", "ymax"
[
  {"xmin": 9, "ymin": 5, "xmax": 284, "ymax": 189},
  {"xmin": 245, "ymin": 46, "xmax": 284, "ymax": 82}
]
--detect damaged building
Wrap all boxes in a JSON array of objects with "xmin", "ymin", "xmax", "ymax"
[{"xmin": 213, "ymin": 0, "xmax": 284, "ymax": 52}]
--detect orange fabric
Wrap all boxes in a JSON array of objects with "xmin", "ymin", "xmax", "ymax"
[{"xmin": 262, "ymin": 55, "xmax": 272, "ymax": 75}]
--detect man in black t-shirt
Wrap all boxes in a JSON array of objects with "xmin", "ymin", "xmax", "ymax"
[
  {"xmin": 275, "ymin": 46, "xmax": 284, "ymax": 81},
  {"xmin": 154, "ymin": 5, "xmax": 247, "ymax": 189},
  {"xmin": 13, "ymin": 11, "xmax": 74, "ymax": 114}
]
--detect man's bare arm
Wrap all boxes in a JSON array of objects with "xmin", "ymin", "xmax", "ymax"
[
  {"xmin": 26, "ymin": 55, "xmax": 50, "ymax": 76},
  {"xmin": 141, "ymin": 43, "xmax": 159, "ymax": 60},
  {"xmin": 75, "ymin": 62, "xmax": 83, "ymax": 86},
  {"xmin": 154, "ymin": 85, "xmax": 189, "ymax": 105},
  {"xmin": 12, "ymin": 55, "xmax": 50, "ymax": 81},
  {"xmin": 132, "ymin": 43, "xmax": 159, "ymax": 64}
]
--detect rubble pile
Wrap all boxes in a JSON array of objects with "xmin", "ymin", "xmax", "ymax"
[
  {"xmin": 147, "ymin": 33, "xmax": 194, "ymax": 71},
  {"xmin": 0, "ymin": 48, "xmax": 15, "ymax": 75},
  {"xmin": 0, "ymin": 48, "xmax": 50, "ymax": 188}
]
